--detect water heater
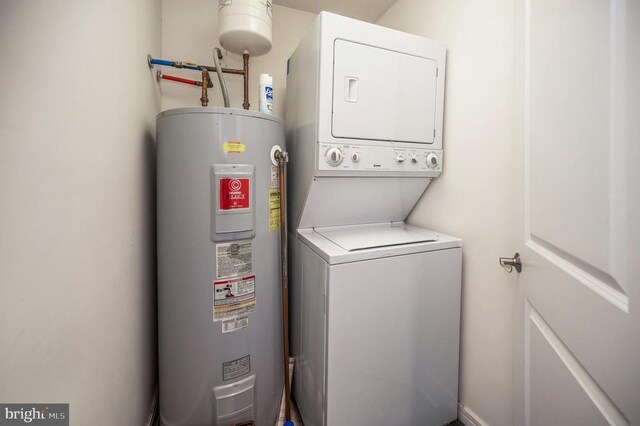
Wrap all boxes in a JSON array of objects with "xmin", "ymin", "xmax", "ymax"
[
  {"xmin": 157, "ymin": 108, "xmax": 285, "ymax": 425},
  {"xmin": 218, "ymin": 0, "xmax": 273, "ymax": 56}
]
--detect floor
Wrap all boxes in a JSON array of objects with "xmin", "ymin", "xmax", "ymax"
[
  {"xmin": 152, "ymin": 404, "xmax": 464, "ymax": 425},
  {"xmin": 281, "ymin": 416, "xmax": 464, "ymax": 425}
]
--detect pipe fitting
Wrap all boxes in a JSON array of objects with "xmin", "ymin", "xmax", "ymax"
[{"xmin": 200, "ymin": 69, "xmax": 210, "ymax": 107}]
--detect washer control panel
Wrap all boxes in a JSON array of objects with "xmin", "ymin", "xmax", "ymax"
[{"xmin": 319, "ymin": 143, "xmax": 443, "ymax": 174}]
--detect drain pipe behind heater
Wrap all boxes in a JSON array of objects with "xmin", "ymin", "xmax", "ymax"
[{"xmin": 274, "ymin": 147, "xmax": 293, "ymax": 425}]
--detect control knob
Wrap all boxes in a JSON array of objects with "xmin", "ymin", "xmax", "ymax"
[
  {"xmin": 410, "ymin": 156, "xmax": 418, "ymax": 164},
  {"xmin": 325, "ymin": 147, "xmax": 344, "ymax": 167},
  {"xmin": 395, "ymin": 154, "xmax": 406, "ymax": 164},
  {"xmin": 351, "ymin": 152, "xmax": 360, "ymax": 163},
  {"xmin": 426, "ymin": 152, "xmax": 439, "ymax": 169}
]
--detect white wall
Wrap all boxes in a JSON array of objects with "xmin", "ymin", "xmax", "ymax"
[
  {"xmin": 378, "ymin": 2, "xmax": 516, "ymax": 426},
  {"xmin": 0, "ymin": 1, "xmax": 161, "ymax": 424},
  {"xmin": 161, "ymin": 1, "xmax": 316, "ymax": 118}
]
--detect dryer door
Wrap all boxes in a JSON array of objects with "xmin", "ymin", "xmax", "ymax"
[{"xmin": 331, "ymin": 39, "xmax": 438, "ymax": 144}]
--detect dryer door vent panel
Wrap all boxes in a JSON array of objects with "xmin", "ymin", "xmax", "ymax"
[{"xmin": 331, "ymin": 39, "xmax": 438, "ymax": 144}]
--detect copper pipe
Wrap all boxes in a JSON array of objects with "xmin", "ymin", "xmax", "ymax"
[
  {"xmin": 200, "ymin": 69, "xmax": 210, "ymax": 107},
  {"xmin": 149, "ymin": 55, "xmax": 244, "ymax": 107},
  {"xmin": 243, "ymin": 53, "xmax": 250, "ymax": 110},
  {"xmin": 218, "ymin": 67, "xmax": 245, "ymax": 75},
  {"xmin": 276, "ymin": 150, "xmax": 291, "ymax": 421},
  {"xmin": 199, "ymin": 65, "xmax": 244, "ymax": 75},
  {"xmin": 182, "ymin": 64, "xmax": 244, "ymax": 75},
  {"xmin": 176, "ymin": 62, "xmax": 244, "ymax": 76}
]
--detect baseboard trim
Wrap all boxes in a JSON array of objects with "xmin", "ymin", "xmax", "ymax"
[
  {"xmin": 146, "ymin": 384, "xmax": 159, "ymax": 426},
  {"xmin": 458, "ymin": 403, "xmax": 489, "ymax": 426}
]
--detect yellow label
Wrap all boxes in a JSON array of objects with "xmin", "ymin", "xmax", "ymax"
[
  {"xmin": 223, "ymin": 141, "xmax": 246, "ymax": 153},
  {"xmin": 269, "ymin": 189, "xmax": 280, "ymax": 231}
]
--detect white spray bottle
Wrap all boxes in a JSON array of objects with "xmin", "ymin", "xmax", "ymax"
[{"xmin": 259, "ymin": 73, "xmax": 273, "ymax": 115}]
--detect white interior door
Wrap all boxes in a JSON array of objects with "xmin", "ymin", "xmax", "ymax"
[{"xmin": 513, "ymin": 0, "xmax": 640, "ymax": 425}]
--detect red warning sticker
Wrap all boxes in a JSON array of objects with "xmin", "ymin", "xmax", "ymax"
[{"xmin": 219, "ymin": 178, "xmax": 250, "ymax": 210}]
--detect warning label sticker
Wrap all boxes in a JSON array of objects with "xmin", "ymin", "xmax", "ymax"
[
  {"xmin": 213, "ymin": 275, "xmax": 256, "ymax": 321},
  {"xmin": 219, "ymin": 178, "xmax": 250, "ymax": 210},
  {"xmin": 223, "ymin": 354, "xmax": 251, "ymax": 381},
  {"xmin": 269, "ymin": 189, "xmax": 280, "ymax": 231},
  {"xmin": 216, "ymin": 240, "xmax": 252, "ymax": 279},
  {"xmin": 222, "ymin": 141, "xmax": 246, "ymax": 153},
  {"xmin": 222, "ymin": 315, "xmax": 248, "ymax": 333}
]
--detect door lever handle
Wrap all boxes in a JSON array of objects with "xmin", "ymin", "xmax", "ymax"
[{"xmin": 499, "ymin": 252, "xmax": 522, "ymax": 273}]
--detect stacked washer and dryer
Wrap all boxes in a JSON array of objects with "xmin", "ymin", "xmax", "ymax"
[{"xmin": 287, "ymin": 13, "xmax": 462, "ymax": 426}]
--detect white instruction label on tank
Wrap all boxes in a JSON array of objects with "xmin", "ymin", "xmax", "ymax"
[
  {"xmin": 213, "ymin": 275, "xmax": 256, "ymax": 322},
  {"xmin": 216, "ymin": 240, "xmax": 252, "ymax": 279},
  {"xmin": 222, "ymin": 315, "xmax": 248, "ymax": 333},
  {"xmin": 222, "ymin": 354, "xmax": 250, "ymax": 381}
]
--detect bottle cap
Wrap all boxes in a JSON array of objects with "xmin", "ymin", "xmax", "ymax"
[{"xmin": 260, "ymin": 73, "xmax": 273, "ymax": 85}]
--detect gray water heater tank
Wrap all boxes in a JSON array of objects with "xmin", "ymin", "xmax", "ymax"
[{"xmin": 157, "ymin": 108, "xmax": 285, "ymax": 425}]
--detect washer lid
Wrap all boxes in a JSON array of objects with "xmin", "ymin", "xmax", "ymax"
[{"xmin": 314, "ymin": 223, "xmax": 438, "ymax": 252}]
